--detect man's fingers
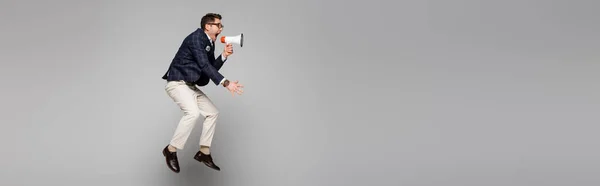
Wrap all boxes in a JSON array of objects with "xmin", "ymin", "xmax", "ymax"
[{"xmin": 229, "ymin": 81, "xmax": 244, "ymax": 97}]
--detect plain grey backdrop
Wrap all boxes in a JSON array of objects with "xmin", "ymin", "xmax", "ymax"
[{"xmin": 1, "ymin": 0, "xmax": 599, "ymax": 185}]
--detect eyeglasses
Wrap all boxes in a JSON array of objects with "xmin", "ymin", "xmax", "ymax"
[{"xmin": 207, "ymin": 23, "xmax": 224, "ymax": 28}]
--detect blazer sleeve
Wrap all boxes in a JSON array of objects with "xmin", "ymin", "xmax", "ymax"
[
  {"xmin": 212, "ymin": 54, "xmax": 226, "ymax": 70},
  {"xmin": 189, "ymin": 36, "xmax": 225, "ymax": 85}
]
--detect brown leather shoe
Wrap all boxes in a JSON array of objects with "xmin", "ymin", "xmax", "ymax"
[
  {"xmin": 162, "ymin": 146, "xmax": 180, "ymax": 173},
  {"xmin": 193, "ymin": 151, "xmax": 221, "ymax": 171}
]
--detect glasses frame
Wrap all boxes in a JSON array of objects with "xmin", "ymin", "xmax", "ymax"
[{"xmin": 207, "ymin": 23, "xmax": 224, "ymax": 28}]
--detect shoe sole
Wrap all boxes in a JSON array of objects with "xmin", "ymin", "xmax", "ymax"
[{"xmin": 194, "ymin": 157, "xmax": 221, "ymax": 171}]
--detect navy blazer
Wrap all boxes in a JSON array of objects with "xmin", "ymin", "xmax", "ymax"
[{"xmin": 162, "ymin": 28, "xmax": 226, "ymax": 86}]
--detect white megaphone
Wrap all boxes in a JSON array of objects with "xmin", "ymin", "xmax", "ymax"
[{"xmin": 220, "ymin": 33, "xmax": 244, "ymax": 47}]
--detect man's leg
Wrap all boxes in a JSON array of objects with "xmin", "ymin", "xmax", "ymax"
[
  {"xmin": 166, "ymin": 81, "xmax": 203, "ymax": 150},
  {"xmin": 162, "ymin": 80, "xmax": 202, "ymax": 173},
  {"xmin": 193, "ymin": 88, "xmax": 219, "ymax": 154},
  {"xmin": 190, "ymin": 87, "xmax": 221, "ymax": 171}
]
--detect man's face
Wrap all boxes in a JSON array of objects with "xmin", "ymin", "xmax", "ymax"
[{"xmin": 205, "ymin": 19, "xmax": 223, "ymax": 40}]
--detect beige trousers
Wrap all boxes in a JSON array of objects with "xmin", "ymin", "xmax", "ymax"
[{"xmin": 165, "ymin": 80, "xmax": 219, "ymax": 150}]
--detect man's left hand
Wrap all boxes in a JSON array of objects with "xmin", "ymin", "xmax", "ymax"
[{"xmin": 223, "ymin": 43, "xmax": 233, "ymax": 58}]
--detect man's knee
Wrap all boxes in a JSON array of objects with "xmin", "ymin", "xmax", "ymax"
[
  {"xmin": 184, "ymin": 109, "xmax": 202, "ymax": 119},
  {"xmin": 206, "ymin": 110, "xmax": 219, "ymax": 119}
]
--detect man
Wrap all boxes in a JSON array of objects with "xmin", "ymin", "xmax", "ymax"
[{"xmin": 161, "ymin": 13, "xmax": 244, "ymax": 173}]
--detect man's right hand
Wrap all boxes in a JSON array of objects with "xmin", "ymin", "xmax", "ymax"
[{"xmin": 225, "ymin": 80, "xmax": 244, "ymax": 96}]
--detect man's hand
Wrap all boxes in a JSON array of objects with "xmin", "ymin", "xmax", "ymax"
[
  {"xmin": 223, "ymin": 43, "xmax": 233, "ymax": 58},
  {"xmin": 225, "ymin": 80, "xmax": 244, "ymax": 96}
]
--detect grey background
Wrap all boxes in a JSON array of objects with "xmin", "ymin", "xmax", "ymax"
[{"xmin": 1, "ymin": 0, "xmax": 599, "ymax": 185}]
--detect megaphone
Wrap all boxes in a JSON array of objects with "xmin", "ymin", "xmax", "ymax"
[{"xmin": 220, "ymin": 33, "xmax": 244, "ymax": 47}]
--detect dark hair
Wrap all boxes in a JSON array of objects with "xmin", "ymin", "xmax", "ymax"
[{"xmin": 200, "ymin": 13, "xmax": 222, "ymax": 30}]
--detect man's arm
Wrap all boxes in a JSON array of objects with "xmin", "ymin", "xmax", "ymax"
[
  {"xmin": 212, "ymin": 54, "xmax": 229, "ymax": 85},
  {"xmin": 215, "ymin": 54, "xmax": 229, "ymax": 85},
  {"xmin": 212, "ymin": 54, "xmax": 227, "ymax": 70},
  {"xmin": 189, "ymin": 36, "xmax": 225, "ymax": 86}
]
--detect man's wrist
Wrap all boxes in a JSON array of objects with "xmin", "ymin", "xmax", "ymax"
[{"xmin": 222, "ymin": 79, "xmax": 230, "ymax": 87}]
